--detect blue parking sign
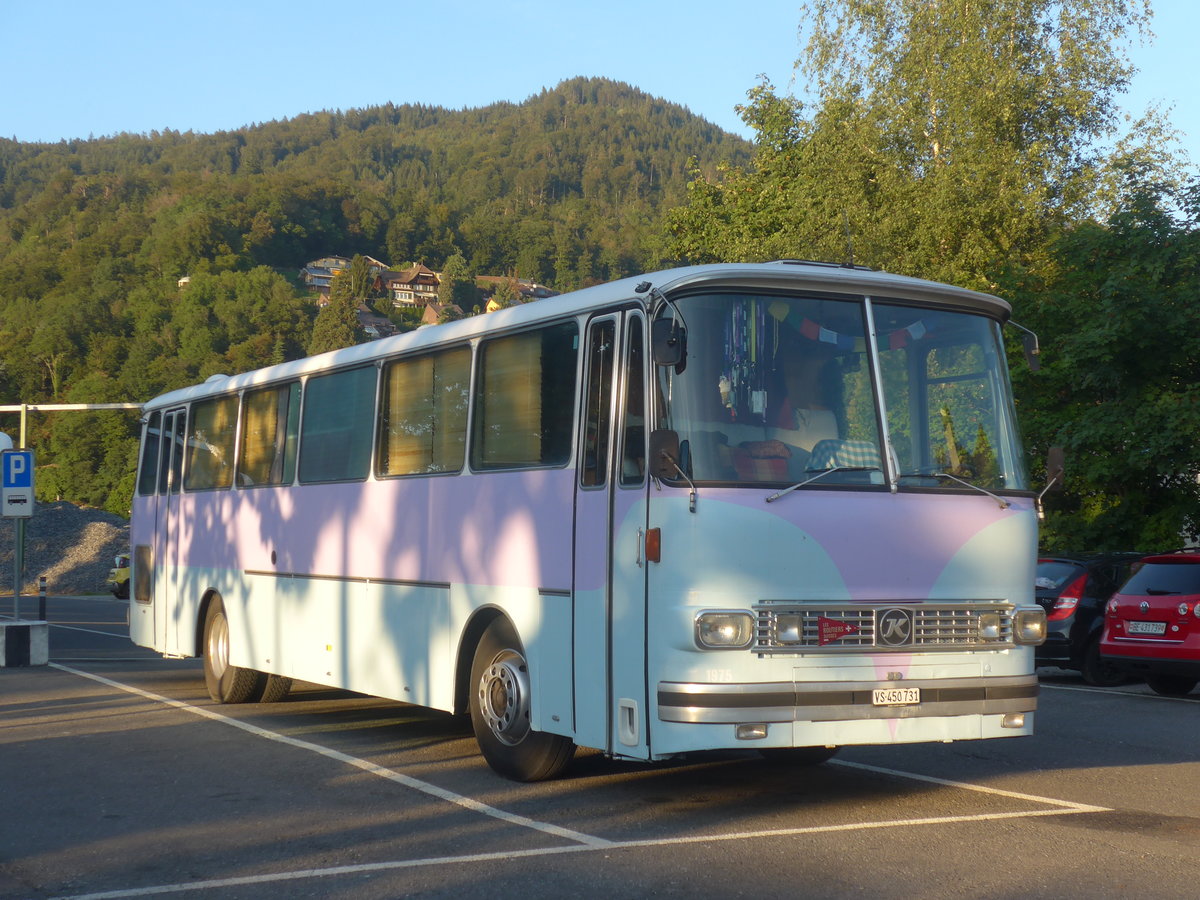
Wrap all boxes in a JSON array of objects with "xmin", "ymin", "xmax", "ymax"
[
  {"xmin": 2, "ymin": 450, "xmax": 34, "ymax": 517},
  {"xmin": 4, "ymin": 450, "xmax": 32, "ymax": 488}
]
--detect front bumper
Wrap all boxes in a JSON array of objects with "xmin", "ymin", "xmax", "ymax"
[{"xmin": 658, "ymin": 674, "xmax": 1039, "ymax": 724}]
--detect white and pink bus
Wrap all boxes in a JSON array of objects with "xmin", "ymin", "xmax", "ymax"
[{"xmin": 130, "ymin": 261, "xmax": 1047, "ymax": 781}]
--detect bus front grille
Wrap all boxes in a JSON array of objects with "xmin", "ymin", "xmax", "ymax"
[{"xmin": 753, "ymin": 602, "xmax": 1015, "ymax": 653}]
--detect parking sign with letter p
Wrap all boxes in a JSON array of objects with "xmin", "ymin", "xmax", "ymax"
[{"xmin": 2, "ymin": 449, "xmax": 35, "ymax": 518}]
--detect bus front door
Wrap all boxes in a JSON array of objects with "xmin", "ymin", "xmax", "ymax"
[
  {"xmin": 152, "ymin": 407, "xmax": 186, "ymax": 653},
  {"xmin": 573, "ymin": 311, "xmax": 650, "ymax": 759}
]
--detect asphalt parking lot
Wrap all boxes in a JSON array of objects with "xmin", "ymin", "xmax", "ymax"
[{"xmin": 3, "ymin": 595, "xmax": 1200, "ymax": 899}]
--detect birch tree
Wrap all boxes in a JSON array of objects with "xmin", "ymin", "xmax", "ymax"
[{"xmin": 666, "ymin": 0, "xmax": 1160, "ymax": 290}]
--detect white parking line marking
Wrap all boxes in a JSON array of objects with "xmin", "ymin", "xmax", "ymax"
[
  {"xmin": 52, "ymin": 805, "xmax": 1108, "ymax": 900},
  {"xmin": 47, "ymin": 664, "xmax": 1114, "ymax": 900},
  {"xmin": 831, "ymin": 758, "xmax": 1109, "ymax": 812},
  {"xmin": 50, "ymin": 663, "xmax": 614, "ymax": 849}
]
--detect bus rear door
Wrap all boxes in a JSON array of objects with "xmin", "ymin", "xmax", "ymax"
[{"xmin": 151, "ymin": 407, "xmax": 187, "ymax": 653}]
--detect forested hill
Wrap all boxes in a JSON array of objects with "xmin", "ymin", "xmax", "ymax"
[
  {"xmin": 0, "ymin": 76, "xmax": 749, "ymax": 513},
  {"xmin": 0, "ymin": 77, "xmax": 745, "ymax": 285}
]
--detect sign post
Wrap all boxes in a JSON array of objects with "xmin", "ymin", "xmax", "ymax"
[{"xmin": 2, "ymin": 449, "xmax": 35, "ymax": 620}]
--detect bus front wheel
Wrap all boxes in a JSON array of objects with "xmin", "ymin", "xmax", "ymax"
[
  {"xmin": 203, "ymin": 596, "xmax": 266, "ymax": 703},
  {"xmin": 469, "ymin": 618, "xmax": 574, "ymax": 782}
]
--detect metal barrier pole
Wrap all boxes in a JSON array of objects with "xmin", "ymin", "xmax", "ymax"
[
  {"xmin": 12, "ymin": 520, "xmax": 21, "ymax": 620},
  {"xmin": 38, "ymin": 576, "xmax": 46, "ymax": 620}
]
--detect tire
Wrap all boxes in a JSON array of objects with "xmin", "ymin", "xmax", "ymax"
[
  {"xmin": 259, "ymin": 674, "xmax": 293, "ymax": 703},
  {"xmin": 759, "ymin": 746, "xmax": 839, "ymax": 765},
  {"xmin": 1080, "ymin": 636, "xmax": 1129, "ymax": 687},
  {"xmin": 202, "ymin": 597, "xmax": 266, "ymax": 703},
  {"xmin": 469, "ymin": 618, "xmax": 575, "ymax": 782},
  {"xmin": 1145, "ymin": 674, "xmax": 1198, "ymax": 697}
]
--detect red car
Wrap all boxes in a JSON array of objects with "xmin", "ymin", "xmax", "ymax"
[{"xmin": 1101, "ymin": 551, "xmax": 1200, "ymax": 696}]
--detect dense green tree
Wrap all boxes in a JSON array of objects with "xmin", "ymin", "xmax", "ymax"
[
  {"xmin": 488, "ymin": 276, "xmax": 522, "ymax": 310},
  {"xmin": 307, "ymin": 284, "xmax": 363, "ymax": 355},
  {"xmin": 347, "ymin": 253, "xmax": 374, "ymax": 303},
  {"xmin": 1009, "ymin": 175, "xmax": 1200, "ymax": 549},
  {"xmin": 437, "ymin": 250, "xmax": 477, "ymax": 310},
  {"xmin": 665, "ymin": 0, "xmax": 1163, "ymax": 291}
]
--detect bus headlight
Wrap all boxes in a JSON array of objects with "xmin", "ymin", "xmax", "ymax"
[
  {"xmin": 978, "ymin": 612, "xmax": 1002, "ymax": 640},
  {"xmin": 1013, "ymin": 607, "xmax": 1047, "ymax": 646},
  {"xmin": 695, "ymin": 611, "xmax": 755, "ymax": 649}
]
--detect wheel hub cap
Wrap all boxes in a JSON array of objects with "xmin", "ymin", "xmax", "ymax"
[{"xmin": 478, "ymin": 651, "xmax": 531, "ymax": 745}]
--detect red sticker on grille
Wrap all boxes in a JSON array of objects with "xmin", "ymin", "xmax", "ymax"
[{"xmin": 817, "ymin": 616, "xmax": 860, "ymax": 646}]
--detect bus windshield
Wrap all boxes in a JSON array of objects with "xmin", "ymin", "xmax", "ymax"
[{"xmin": 654, "ymin": 291, "xmax": 1028, "ymax": 492}]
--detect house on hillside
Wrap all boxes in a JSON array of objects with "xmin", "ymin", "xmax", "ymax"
[
  {"xmin": 300, "ymin": 261, "xmax": 343, "ymax": 301},
  {"xmin": 382, "ymin": 264, "xmax": 441, "ymax": 308},
  {"xmin": 477, "ymin": 276, "xmax": 560, "ymax": 311},
  {"xmin": 356, "ymin": 304, "xmax": 396, "ymax": 340},
  {"xmin": 310, "ymin": 255, "xmax": 351, "ymax": 270},
  {"xmin": 421, "ymin": 301, "xmax": 463, "ymax": 325},
  {"xmin": 302, "ymin": 255, "xmax": 393, "ymax": 304}
]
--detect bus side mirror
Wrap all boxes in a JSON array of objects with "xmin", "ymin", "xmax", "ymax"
[
  {"xmin": 1008, "ymin": 321, "xmax": 1040, "ymax": 372},
  {"xmin": 1044, "ymin": 446, "xmax": 1064, "ymax": 492},
  {"xmin": 1035, "ymin": 446, "xmax": 1064, "ymax": 521},
  {"xmin": 1022, "ymin": 333, "xmax": 1040, "ymax": 372},
  {"xmin": 652, "ymin": 318, "xmax": 687, "ymax": 371},
  {"xmin": 649, "ymin": 429, "xmax": 681, "ymax": 480}
]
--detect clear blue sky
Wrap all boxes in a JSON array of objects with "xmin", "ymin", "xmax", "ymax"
[{"xmin": 4, "ymin": 0, "xmax": 1197, "ymax": 166}]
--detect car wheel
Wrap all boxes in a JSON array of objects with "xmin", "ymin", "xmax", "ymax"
[
  {"xmin": 759, "ymin": 746, "xmax": 839, "ymax": 765},
  {"xmin": 1080, "ymin": 636, "xmax": 1128, "ymax": 687},
  {"xmin": 469, "ymin": 618, "xmax": 575, "ymax": 781},
  {"xmin": 202, "ymin": 596, "xmax": 266, "ymax": 703},
  {"xmin": 1145, "ymin": 675, "xmax": 1198, "ymax": 697}
]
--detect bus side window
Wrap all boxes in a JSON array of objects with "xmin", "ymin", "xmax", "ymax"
[
  {"xmin": 185, "ymin": 396, "xmax": 238, "ymax": 491},
  {"xmin": 137, "ymin": 411, "xmax": 162, "ymax": 497},
  {"xmin": 298, "ymin": 366, "xmax": 377, "ymax": 483},
  {"xmin": 580, "ymin": 320, "xmax": 616, "ymax": 487},
  {"xmin": 239, "ymin": 383, "xmax": 300, "ymax": 486},
  {"xmin": 377, "ymin": 347, "xmax": 470, "ymax": 477},
  {"xmin": 472, "ymin": 321, "xmax": 579, "ymax": 470},
  {"xmin": 620, "ymin": 319, "xmax": 646, "ymax": 486}
]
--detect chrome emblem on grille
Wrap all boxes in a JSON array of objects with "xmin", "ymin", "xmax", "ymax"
[
  {"xmin": 877, "ymin": 608, "xmax": 915, "ymax": 647},
  {"xmin": 1140, "ymin": 601, "xmax": 1150, "ymax": 614}
]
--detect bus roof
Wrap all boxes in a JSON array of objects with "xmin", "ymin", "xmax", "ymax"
[{"xmin": 141, "ymin": 261, "xmax": 1011, "ymax": 412}]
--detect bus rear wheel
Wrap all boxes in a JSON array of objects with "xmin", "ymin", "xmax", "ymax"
[
  {"xmin": 203, "ymin": 596, "xmax": 266, "ymax": 703},
  {"xmin": 469, "ymin": 618, "xmax": 574, "ymax": 782},
  {"xmin": 260, "ymin": 674, "xmax": 293, "ymax": 703}
]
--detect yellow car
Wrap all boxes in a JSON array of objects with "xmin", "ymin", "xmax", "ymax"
[{"xmin": 107, "ymin": 553, "xmax": 130, "ymax": 600}]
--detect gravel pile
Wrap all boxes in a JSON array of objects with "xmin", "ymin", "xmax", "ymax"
[{"xmin": 0, "ymin": 502, "xmax": 129, "ymax": 595}]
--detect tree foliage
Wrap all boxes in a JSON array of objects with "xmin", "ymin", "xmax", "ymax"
[
  {"xmin": 1009, "ymin": 174, "xmax": 1200, "ymax": 549},
  {"xmin": 0, "ymin": 78, "xmax": 745, "ymax": 513},
  {"xmin": 665, "ymin": 0, "xmax": 1160, "ymax": 291},
  {"xmin": 308, "ymin": 290, "xmax": 363, "ymax": 355},
  {"xmin": 437, "ymin": 251, "xmax": 477, "ymax": 312}
]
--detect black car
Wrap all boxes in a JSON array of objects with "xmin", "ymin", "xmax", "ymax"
[{"xmin": 1035, "ymin": 552, "xmax": 1145, "ymax": 685}]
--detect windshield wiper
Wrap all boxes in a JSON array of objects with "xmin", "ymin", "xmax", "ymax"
[
  {"xmin": 765, "ymin": 466, "xmax": 880, "ymax": 503},
  {"xmin": 906, "ymin": 471, "xmax": 1010, "ymax": 510}
]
